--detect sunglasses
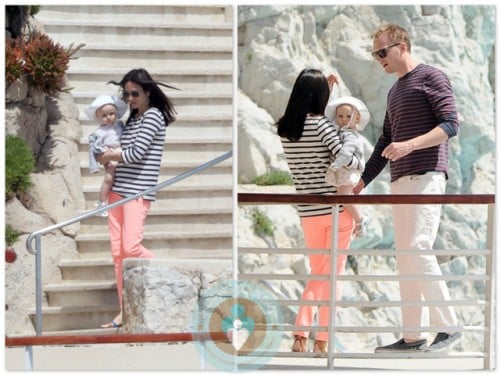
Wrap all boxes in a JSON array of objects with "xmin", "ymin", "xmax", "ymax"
[
  {"xmin": 122, "ymin": 90, "xmax": 140, "ymax": 98},
  {"xmin": 371, "ymin": 43, "xmax": 401, "ymax": 59}
]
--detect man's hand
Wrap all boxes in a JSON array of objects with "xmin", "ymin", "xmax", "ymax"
[{"xmin": 382, "ymin": 141, "xmax": 414, "ymax": 161}]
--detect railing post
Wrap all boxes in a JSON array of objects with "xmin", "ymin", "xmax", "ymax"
[
  {"xmin": 35, "ymin": 234, "xmax": 43, "ymax": 335},
  {"xmin": 199, "ymin": 342, "xmax": 206, "ymax": 370},
  {"xmin": 24, "ymin": 345, "xmax": 33, "ymax": 370},
  {"xmin": 327, "ymin": 205, "xmax": 340, "ymax": 370},
  {"xmin": 483, "ymin": 203, "xmax": 495, "ymax": 369}
]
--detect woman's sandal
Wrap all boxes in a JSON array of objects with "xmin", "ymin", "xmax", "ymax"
[
  {"xmin": 292, "ymin": 335, "xmax": 307, "ymax": 352},
  {"xmin": 313, "ymin": 340, "xmax": 327, "ymax": 353},
  {"xmin": 100, "ymin": 319, "xmax": 122, "ymax": 329}
]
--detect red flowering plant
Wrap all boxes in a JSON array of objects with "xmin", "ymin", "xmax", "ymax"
[
  {"xmin": 5, "ymin": 33, "xmax": 83, "ymax": 95},
  {"xmin": 5, "ymin": 38, "xmax": 25, "ymax": 83}
]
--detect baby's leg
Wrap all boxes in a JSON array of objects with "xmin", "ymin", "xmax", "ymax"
[
  {"xmin": 336, "ymin": 184, "xmax": 363, "ymax": 223},
  {"xmin": 99, "ymin": 162, "xmax": 117, "ymax": 203}
]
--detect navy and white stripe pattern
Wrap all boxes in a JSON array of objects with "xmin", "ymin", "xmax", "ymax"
[
  {"xmin": 112, "ymin": 107, "xmax": 166, "ymax": 201},
  {"xmin": 281, "ymin": 115, "xmax": 346, "ymax": 217},
  {"xmin": 363, "ymin": 64, "xmax": 459, "ymax": 185}
]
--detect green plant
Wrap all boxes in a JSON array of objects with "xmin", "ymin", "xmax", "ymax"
[
  {"xmin": 5, "ymin": 224, "xmax": 21, "ymax": 246},
  {"xmin": 30, "ymin": 6, "xmax": 41, "ymax": 16},
  {"xmin": 5, "ymin": 134, "xmax": 35, "ymax": 199},
  {"xmin": 251, "ymin": 208, "xmax": 274, "ymax": 237},
  {"xmin": 251, "ymin": 170, "xmax": 293, "ymax": 186}
]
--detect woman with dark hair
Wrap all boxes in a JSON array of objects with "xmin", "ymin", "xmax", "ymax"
[
  {"xmin": 277, "ymin": 68, "xmax": 358, "ymax": 353},
  {"xmin": 97, "ymin": 68, "xmax": 177, "ymax": 328}
]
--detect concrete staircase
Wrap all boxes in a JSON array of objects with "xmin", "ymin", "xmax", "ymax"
[{"xmin": 30, "ymin": 5, "xmax": 233, "ymax": 334}]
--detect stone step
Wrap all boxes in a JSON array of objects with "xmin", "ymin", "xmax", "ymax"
[
  {"xmin": 45, "ymin": 28, "xmax": 231, "ymax": 51},
  {"xmin": 76, "ymin": 232, "xmax": 232, "ymax": 258},
  {"xmin": 78, "ymin": 134, "xmax": 233, "ymax": 150},
  {"xmin": 79, "ymin": 162, "xmax": 233, "ymax": 181},
  {"xmin": 80, "ymin": 206, "xmax": 232, "ymax": 226},
  {"xmin": 79, "ymin": 116, "xmax": 233, "ymax": 134},
  {"xmin": 37, "ymin": 5, "xmax": 232, "ymax": 29},
  {"xmin": 81, "ymin": 186, "xmax": 232, "ymax": 211},
  {"xmin": 59, "ymin": 258, "xmax": 115, "ymax": 281},
  {"xmin": 65, "ymin": 75, "xmax": 232, "ymax": 97},
  {"xmin": 73, "ymin": 89, "xmax": 232, "ymax": 101},
  {"xmin": 68, "ymin": 49, "xmax": 232, "ymax": 71},
  {"xmin": 78, "ymin": 144, "xmax": 233, "ymax": 164},
  {"xmin": 80, "ymin": 173, "xmax": 232, "ymax": 191},
  {"xmin": 76, "ymin": 224, "xmax": 232, "ymax": 240},
  {"xmin": 81, "ymin": 211, "xmax": 232, "ymax": 229},
  {"xmin": 78, "ymin": 120, "xmax": 231, "ymax": 136},
  {"xmin": 74, "ymin": 94, "xmax": 232, "ymax": 119},
  {"xmin": 28, "ymin": 305, "xmax": 120, "ymax": 332},
  {"xmin": 59, "ymin": 257, "xmax": 232, "ymax": 281},
  {"xmin": 44, "ymin": 281, "xmax": 118, "ymax": 307}
]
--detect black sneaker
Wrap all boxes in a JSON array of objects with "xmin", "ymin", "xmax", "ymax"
[
  {"xmin": 375, "ymin": 338, "xmax": 427, "ymax": 353},
  {"xmin": 426, "ymin": 332, "xmax": 462, "ymax": 351}
]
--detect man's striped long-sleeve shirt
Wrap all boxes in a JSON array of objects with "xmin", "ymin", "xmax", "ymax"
[{"xmin": 362, "ymin": 63, "xmax": 459, "ymax": 186}]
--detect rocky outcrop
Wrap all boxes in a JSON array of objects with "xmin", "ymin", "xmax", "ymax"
[
  {"xmin": 121, "ymin": 259, "xmax": 231, "ymax": 334},
  {"xmin": 237, "ymin": 4, "xmax": 495, "ymax": 251}
]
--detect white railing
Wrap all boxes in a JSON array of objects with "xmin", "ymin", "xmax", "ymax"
[{"xmin": 238, "ymin": 193, "xmax": 495, "ymax": 370}]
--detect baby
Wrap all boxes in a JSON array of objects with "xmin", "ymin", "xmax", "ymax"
[
  {"xmin": 324, "ymin": 96, "xmax": 370, "ymax": 237},
  {"xmin": 85, "ymin": 95, "xmax": 128, "ymax": 217}
]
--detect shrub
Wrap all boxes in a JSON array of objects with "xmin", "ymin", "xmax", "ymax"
[
  {"xmin": 30, "ymin": 6, "xmax": 41, "ymax": 16},
  {"xmin": 251, "ymin": 208, "xmax": 274, "ymax": 237},
  {"xmin": 5, "ymin": 224, "xmax": 21, "ymax": 246},
  {"xmin": 5, "ymin": 134, "xmax": 35, "ymax": 199},
  {"xmin": 251, "ymin": 170, "xmax": 293, "ymax": 186}
]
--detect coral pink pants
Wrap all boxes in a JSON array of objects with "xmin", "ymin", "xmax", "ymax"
[
  {"xmin": 294, "ymin": 211, "xmax": 354, "ymax": 342},
  {"xmin": 107, "ymin": 191, "xmax": 155, "ymax": 308}
]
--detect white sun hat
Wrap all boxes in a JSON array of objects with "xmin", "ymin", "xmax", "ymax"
[
  {"xmin": 84, "ymin": 94, "xmax": 128, "ymax": 122},
  {"xmin": 325, "ymin": 96, "xmax": 371, "ymax": 131}
]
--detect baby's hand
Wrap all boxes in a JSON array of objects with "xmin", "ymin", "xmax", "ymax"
[
  {"xmin": 327, "ymin": 74, "xmax": 340, "ymax": 90},
  {"xmin": 331, "ymin": 154, "xmax": 350, "ymax": 169}
]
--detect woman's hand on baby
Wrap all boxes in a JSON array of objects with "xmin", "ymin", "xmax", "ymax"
[{"xmin": 97, "ymin": 149, "xmax": 111, "ymax": 164}]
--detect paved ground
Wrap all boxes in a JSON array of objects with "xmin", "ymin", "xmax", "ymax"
[{"xmin": 4, "ymin": 342, "xmax": 487, "ymax": 372}]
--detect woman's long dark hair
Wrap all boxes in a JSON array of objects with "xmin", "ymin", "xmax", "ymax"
[
  {"xmin": 276, "ymin": 68, "xmax": 330, "ymax": 141},
  {"xmin": 108, "ymin": 68, "xmax": 178, "ymax": 125}
]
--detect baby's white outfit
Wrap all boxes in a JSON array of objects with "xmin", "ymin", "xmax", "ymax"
[
  {"xmin": 325, "ymin": 126, "xmax": 364, "ymax": 186},
  {"xmin": 88, "ymin": 121, "xmax": 124, "ymax": 174}
]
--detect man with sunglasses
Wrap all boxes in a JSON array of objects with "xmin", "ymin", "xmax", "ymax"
[{"xmin": 353, "ymin": 23, "xmax": 461, "ymax": 353}]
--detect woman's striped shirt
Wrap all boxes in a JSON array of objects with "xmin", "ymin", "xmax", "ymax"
[
  {"xmin": 281, "ymin": 115, "xmax": 349, "ymax": 217},
  {"xmin": 363, "ymin": 64, "xmax": 459, "ymax": 185},
  {"xmin": 112, "ymin": 107, "xmax": 166, "ymax": 201}
]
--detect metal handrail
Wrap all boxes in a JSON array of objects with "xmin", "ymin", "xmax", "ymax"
[{"xmin": 26, "ymin": 150, "xmax": 232, "ymax": 335}]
